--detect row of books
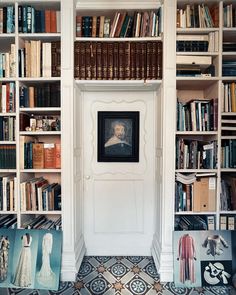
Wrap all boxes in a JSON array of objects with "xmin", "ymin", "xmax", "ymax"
[
  {"xmin": 0, "ymin": 6, "xmax": 14, "ymax": 34},
  {"xmin": 223, "ymin": 42, "xmax": 236, "ymax": 52},
  {"xmin": 221, "ymin": 140, "xmax": 236, "ymax": 168},
  {"xmin": 176, "ymin": 32, "xmax": 219, "ymax": 52},
  {"xmin": 76, "ymin": 8, "xmax": 162, "ymax": 38},
  {"xmin": 0, "ymin": 215, "xmax": 17, "ymax": 228},
  {"xmin": 176, "ymin": 98, "xmax": 218, "ymax": 132},
  {"xmin": 22, "ymin": 215, "xmax": 61, "ymax": 230},
  {"xmin": 176, "ymin": 138, "xmax": 217, "ymax": 169},
  {"xmin": 20, "ymin": 83, "xmax": 60, "ymax": 108},
  {"xmin": 20, "ymin": 177, "xmax": 61, "ymax": 211},
  {"xmin": 0, "ymin": 175, "xmax": 17, "ymax": 211},
  {"xmin": 0, "ymin": 45, "xmax": 16, "ymax": 78},
  {"xmin": 20, "ymin": 113, "xmax": 60, "ymax": 132},
  {"xmin": 223, "ymin": 4, "xmax": 236, "ymax": 28},
  {"xmin": 222, "ymin": 61, "xmax": 236, "ymax": 77},
  {"xmin": 23, "ymin": 141, "xmax": 61, "ymax": 170},
  {"xmin": 0, "ymin": 82, "xmax": 15, "ymax": 113},
  {"xmin": 223, "ymin": 82, "xmax": 236, "ymax": 113},
  {"xmin": 176, "ymin": 64, "xmax": 215, "ymax": 77},
  {"xmin": 18, "ymin": 6, "xmax": 60, "ymax": 33},
  {"xmin": 18, "ymin": 40, "xmax": 61, "ymax": 78},
  {"xmin": 221, "ymin": 176, "xmax": 236, "ymax": 211},
  {"xmin": 220, "ymin": 215, "xmax": 236, "ymax": 230},
  {"xmin": 0, "ymin": 116, "xmax": 15, "ymax": 141},
  {"xmin": 175, "ymin": 173, "xmax": 216, "ymax": 212},
  {"xmin": 0, "ymin": 145, "xmax": 16, "ymax": 169},
  {"xmin": 74, "ymin": 41, "xmax": 162, "ymax": 80},
  {"xmin": 176, "ymin": 4, "xmax": 218, "ymax": 28},
  {"xmin": 175, "ymin": 215, "xmax": 215, "ymax": 231},
  {"xmin": 176, "ymin": 139, "xmax": 217, "ymax": 170}
]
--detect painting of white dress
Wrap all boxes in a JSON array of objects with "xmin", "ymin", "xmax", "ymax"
[
  {"xmin": 0, "ymin": 229, "xmax": 15, "ymax": 287},
  {"xmin": 35, "ymin": 230, "xmax": 62, "ymax": 290},
  {"xmin": 11, "ymin": 230, "xmax": 39, "ymax": 288}
]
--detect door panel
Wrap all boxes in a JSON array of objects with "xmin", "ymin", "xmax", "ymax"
[{"xmin": 83, "ymin": 91, "xmax": 155, "ymax": 255}]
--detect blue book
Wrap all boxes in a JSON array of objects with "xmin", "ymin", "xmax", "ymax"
[
  {"xmin": 31, "ymin": 7, "xmax": 35, "ymax": 33},
  {"xmin": 7, "ymin": 6, "xmax": 14, "ymax": 33},
  {"xmin": 22, "ymin": 6, "xmax": 27, "ymax": 33},
  {"xmin": 40, "ymin": 10, "xmax": 45, "ymax": 33}
]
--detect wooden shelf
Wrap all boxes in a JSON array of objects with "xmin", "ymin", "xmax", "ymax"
[
  {"xmin": 175, "ymin": 211, "xmax": 216, "ymax": 215},
  {"xmin": 75, "ymin": 36, "xmax": 162, "ymax": 42},
  {"xmin": 0, "ymin": 113, "xmax": 16, "ymax": 116},
  {"xmin": 19, "ymin": 77, "xmax": 61, "ymax": 82},
  {"xmin": 20, "ymin": 108, "xmax": 61, "ymax": 113},
  {"xmin": 176, "ymin": 131, "xmax": 218, "ymax": 135},
  {"xmin": 19, "ymin": 131, "xmax": 61, "ymax": 135},
  {"xmin": 21, "ymin": 211, "xmax": 61, "ymax": 215},
  {"xmin": 20, "ymin": 169, "xmax": 61, "ymax": 173},
  {"xmin": 0, "ymin": 141, "xmax": 16, "ymax": 144}
]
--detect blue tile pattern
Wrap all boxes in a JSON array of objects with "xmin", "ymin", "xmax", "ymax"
[{"xmin": 0, "ymin": 256, "xmax": 235, "ymax": 294}]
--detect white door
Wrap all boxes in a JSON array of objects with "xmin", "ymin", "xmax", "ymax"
[{"xmin": 83, "ymin": 90, "xmax": 156, "ymax": 255}]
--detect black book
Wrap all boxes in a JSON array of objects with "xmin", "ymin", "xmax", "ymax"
[
  {"xmin": 3, "ymin": 7, "xmax": 7, "ymax": 33},
  {"xmin": 18, "ymin": 6, "xmax": 23, "ymax": 32}
]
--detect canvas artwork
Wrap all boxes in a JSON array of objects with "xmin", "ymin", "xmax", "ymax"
[
  {"xmin": 0, "ymin": 228, "xmax": 62, "ymax": 290},
  {"xmin": 174, "ymin": 230, "xmax": 235, "ymax": 288}
]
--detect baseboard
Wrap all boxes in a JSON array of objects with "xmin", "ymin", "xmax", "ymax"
[
  {"xmin": 61, "ymin": 234, "xmax": 86, "ymax": 282},
  {"xmin": 151, "ymin": 233, "xmax": 174, "ymax": 283}
]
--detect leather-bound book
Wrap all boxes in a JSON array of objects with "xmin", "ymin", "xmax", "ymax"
[
  {"xmin": 151, "ymin": 42, "xmax": 157, "ymax": 80},
  {"xmin": 107, "ymin": 42, "xmax": 113, "ymax": 80},
  {"xmin": 130, "ymin": 42, "xmax": 136, "ymax": 79},
  {"xmin": 55, "ymin": 143, "xmax": 61, "ymax": 169},
  {"xmin": 96, "ymin": 16, "xmax": 100, "ymax": 37},
  {"xmin": 114, "ymin": 12, "xmax": 126, "ymax": 37},
  {"xmin": 102, "ymin": 42, "xmax": 108, "ymax": 79},
  {"xmin": 140, "ymin": 42, "xmax": 146, "ymax": 79},
  {"xmin": 96, "ymin": 42, "xmax": 102, "ymax": 80},
  {"xmin": 44, "ymin": 143, "xmax": 55, "ymax": 169},
  {"xmin": 91, "ymin": 42, "xmax": 97, "ymax": 80},
  {"xmin": 45, "ymin": 10, "xmax": 51, "ymax": 33},
  {"xmin": 74, "ymin": 41, "xmax": 80, "ymax": 78},
  {"xmin": 146, "ymin": 42, "xmax": 152, "ymax": 79},
  {"xmin": 79, "ymin": 42, "xmax": 86, "ymax": 80},
  {"xmin": 113, "ymin": 42, "xmax": 119, "ymax": 80},
  {"xmin": 85, "ymin": 42, "xmax": 91, "ymax": 80},
  {"xmin": 135, "ymin": 42, "xmax": 141, "ymax": 79},
  {"xmin": 33, "ymin": 143, "xmax": 44, "ymax": 169},
  {"xmin": 92, "ymin": 16, "xmax": 97, "ymax": 37},
  {"xmin": 124, "ymin": 42, "xmax": 130, "ymax": 80},
  {"xmin": 118, "ymin": 42, "xmax": 125, "ymax": 80},
  {"xmin": 76, "ymin": 15, "xmax": 82, "ymax": 37},
  {"xmin": 156, "ymin": 41, "xmax": 163, "ymax": 79}
]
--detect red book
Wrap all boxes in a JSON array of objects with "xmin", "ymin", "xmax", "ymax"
[
  {"xmin": 44, "ymin": 143, "xmax": 55, "ymax": 169},
  {"xmin": 50, "ymin": 10, "xmax": 57, "ymax": 33},
  {"xmin": 45, "ymin": 10, "xmax": 51, "ymax": 33},
  {"xmin": 55, "ymin": 143, "xmax": 61, "ymax": 169}
]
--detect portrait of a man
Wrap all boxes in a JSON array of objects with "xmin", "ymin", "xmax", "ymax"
[{"xmin": 98, "ymin": 111, "xmax": 139, "ymax": 162}]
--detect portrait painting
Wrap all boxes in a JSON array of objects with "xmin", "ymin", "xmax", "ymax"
[{"xmin": 97, "ymin": 111, "xmax": 139, "ymax": 162}]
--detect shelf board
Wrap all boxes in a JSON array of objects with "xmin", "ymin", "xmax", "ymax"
[
  {"xmin": 176, "ymin": 77, "xmax": 219, "ymax": 89},
  {"xmin": 176, "ymin": 169, "xmax": 218, "ymax": 173},
  {"xmin": 21, "ymin": 211, "xmax": 61, "ymax": 215},
  {"xmin": 0, "ymin": 211, "xmax": 17, "ymax": 215},
  {"xmin": 175, "ymin": 211, "xmax": 216, "ymax": 215},
  {"xmin": 221, "ymin": 76, "xmax": 236, "ymax": 80},
  {"xmin": 221, "ymin": 136, "xmax": 236, "ymax": 139},
  {"xmin": 75, "ymin": 36, "xmax": 162, "ymax": 42},
  {"xmin": 75, "ymin": 79, "xmax": 162, "ymax": 91},
  {"xmin": 20, "ymin": 108, "xmax": 61, "ymax": 113},
  {"xmin": 176, "ymin": 131, "xmax": 218, "ymax": 135},
  {"xmin": 20, "ymin": 131, "xmax": 61, "ymax": 136},
  {"xmin": 220, "ymin": 210, "xmax": 236, "ymax": 214},
  {"xmin": 0, "ymin": 141, "xmax": 16, "ymax": 145},
  {"xmin": 76, "ymin": 1, "xmax": 162, "ymax": 10},
  {"xmin": 222, "ymin": 52, "xmax": 236, "ymax": 56},
  {"xmin": 176, "ymin": 52, "xmax": 219, "ymax": 56},
  {"xmin": 19, "ymin": 77, "xmax": 61, "ymax": 82},
  {"xmin": 222, "ymin": 112, "xmax": 236, "ymax": 116},
  {"xmin": 221, "ymin": 168, "xmax": 236, "ymax": 172},
  {"xmin": 221, "ymin": 126, "xmax": 236, "ymax": 130},
  {"xmin": 0, "ymin": 33, "xmax": 15, "ymax": 38},
  {"xmin": 177, "ymin": 28, "xmax": 219, "ymax": 33},
  {"xmin": 0, "ymin": 169, "xmax": 16, "ymax": 173},
  {"xmin": 19, "ymin": 33, "xmax": 61, "ymax": 40},
  {"xmin": 21, "ymin": 169, "xmax": 61, "ymax": 173},
  {"xmin": 0, "ymin": 78, "xmax": 16, "ymax": 82},
  {"xmin": 0, "ymin": 112, "xmax": 16, "ymax": 116}
]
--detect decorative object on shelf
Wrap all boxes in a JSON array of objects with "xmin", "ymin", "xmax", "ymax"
[{"xmin": 98, "ymin": 111, "xmax": 139, "ymax": 162}]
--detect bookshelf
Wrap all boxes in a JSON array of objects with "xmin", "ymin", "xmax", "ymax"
[
  {"xmin": 0, "ymin": 0, "xmax": 62, "ymax": 274},
  {"xmin": 175, "ymin": 0, "xmax": 236, "ymax": 233}
]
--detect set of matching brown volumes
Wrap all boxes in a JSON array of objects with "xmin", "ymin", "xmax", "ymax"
[{"xmin": 74, "ymin": 41, "xmax": 162, "ymax": 80}]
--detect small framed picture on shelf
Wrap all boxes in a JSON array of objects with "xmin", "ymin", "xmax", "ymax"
[{"xmin": 97, "ymin": 111, "xmax": 139, "ymax": 162}]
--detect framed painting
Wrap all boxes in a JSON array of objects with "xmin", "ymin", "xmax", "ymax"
[{"xmin": 97, "ymin": 111, "xmax": 139, "ymax": 162}]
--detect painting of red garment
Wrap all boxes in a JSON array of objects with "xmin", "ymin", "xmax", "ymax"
[{"xmin": 177, "ymin": 234, "xmax": 196, "ymax": 284}]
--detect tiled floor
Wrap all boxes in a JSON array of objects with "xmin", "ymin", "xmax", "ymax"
[{"xmin": 1, "ymin": 256, "xmax": 235, "ymax": 294}]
